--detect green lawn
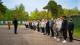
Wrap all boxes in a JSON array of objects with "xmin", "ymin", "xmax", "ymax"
[{"xmin": 73, "ymin": 27, "xmax": 80, "ymax": 39}]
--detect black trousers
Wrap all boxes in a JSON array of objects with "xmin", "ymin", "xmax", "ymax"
[
  {"xmin": 37, "ymin": 27, "xmax": 40, "ymax": 32},
  {"xmin": 46, "ymin": 27, "xmax": 50, "ymax": 35},
  {"xmin": 14, "ymin": 25, "xmax": 17, "ymax": 34},
  {"xmin": 50, "ymin": 27, "xmax": 54, "ymax": 36},
  {"xmin": 25, "ymin": 25, "xmax": 28, "ymax": 28},
  {"xmin": 34, "ymin": 26, "xmax": 37, "ymax": 30},
  {"xmin": 41, "ymin": 27, "xmax": 45, "ymax": 33},
  {"xmin": 62, "ymin": 29, "xmax": 67, "ymax": 40},
  {"xmin": 68, "ymin": 30, "xmax": 73, "ymax": 42}
]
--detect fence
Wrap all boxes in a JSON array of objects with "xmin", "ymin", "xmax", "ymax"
[
  {"xmin": 71, "ymin": 15, "xmax": 80, "ymax": 28},
  {"xmin": 0, "ymin": 21, "xmax": 25, "ymax": 25}
]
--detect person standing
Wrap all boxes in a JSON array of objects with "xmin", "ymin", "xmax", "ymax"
[
  {"xmin": 29, "ymin": 21, "xmax": 32, "ymax": 29},
  {"xmin": 46, "ymin": 20, "xmax": 50, "ymax": 35},
  {"xmin": 13, "ymin": 18, "xmax": 18, "ymax": 34},
  {"xmin": 41, "ymin": 19, "xmax": 46, "ymax": 34},
  {"xmin": 55, "ymin": 18, "xmax": 63, "ymax": 41},
  {"xmin": 34, "ymin": 21, "xmax": 38, "ymax": 31},
  {"xmin": 8, "ymin": 21, "xmax": 11, "ymax": 30},
  {"xmin": 68, "ymin": 18, "xmax": 74, "ymax": 42},
  {"xmin": 61, "ymin": 16, "xmax": 68, "ymax": 43},
  {"xmin": 37, "ymin": 20, "xmax": 40, "ymax": 32},
  {"xmin": 25, "ymin": 21, "xmax": 29, "ymax": 28},
  {"xmin": 50, "ymin": 20, "xmax": 54, "ymax": 37},
  {"xmin": 53, "ymin": 19, "xmax": 57, "ymax": 39}
]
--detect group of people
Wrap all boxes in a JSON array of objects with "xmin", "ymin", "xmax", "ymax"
[{"xmin": 25, "ymin": 16, "xmax": 74, "ymax": 43}]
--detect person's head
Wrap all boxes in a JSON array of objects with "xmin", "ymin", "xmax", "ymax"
[
  {"xmin": 62, "ymin": 16, "xmax": 67, "ymax": 20},
  {"xmin": 42, "ymin": 19, "xmax": 44, "ymax": 21}
]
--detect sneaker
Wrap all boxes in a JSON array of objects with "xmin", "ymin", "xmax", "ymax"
[
  {"xmin": 54, "ymin": 37, "xmax": 57, "ymax": 39},
  {"xmin": 62, "ymin": 40, "xmax": 67, "ymax": 43},
  {"xmin": 35, "ymin": 30, "xmax": 37, "ymax": 32},
  {"xmin": 57, "ymin": 38, "xmax": 60, "ymax": 41}
]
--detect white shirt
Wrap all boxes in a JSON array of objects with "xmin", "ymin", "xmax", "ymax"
[
  {"xmin": 25, "ymin": 21, "xmax": 29, "ymax": 25},
  {"xmin": 56, "ymin": 18, "xmax": 63, "ymax": 31},
  {"xmin": 41, "ymin": 21, "xmax": 46, "ymax": 28}
]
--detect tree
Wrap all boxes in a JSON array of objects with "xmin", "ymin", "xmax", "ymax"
[
  {"xmin": 29, "ymin": 9, "xmax": 39, "ymax": 20},
  {"xmin": 63, "ymin": 7, "xmax": 80, "ymax": 16},
  {"xmin": 38, "ymin": 11, "xmax": 52, "ymax": 20},
  {"xmin": 13, "ymin": 4, "xmax": 29, "ymax": 20},
  {"xmin": 43, "ymin": 0, "xmax": 63, "ymax": 18},
  {"xmin": 0, "ymin": 0, "xmax": 7, "ymax": 20},
  {"xmin": 0, "ymin": 0, "xmax": 7, "ymax": 15},
  {"xmin": 57, "ymin": 5, "xmax": 63, "ymax": 17},
  {"xmin": 43, "ymin": 0, "xmax": 57, "ymax": 18},
  {"xmin": 30, "ymin": 9, "xmax": 52, "ymax": 20}
]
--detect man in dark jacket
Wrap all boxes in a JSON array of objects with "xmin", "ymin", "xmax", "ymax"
[
  {"xmin": 46, "ymin": 20, "xmax": 50, "ymax": 35},
  {"xmin": 37, "ymin": 20, "xmax": 40, "ymax": 32},
  {"xmin": 61, "ymin": 16, "xmax": 68, "ymax": 43},
  {"xmin": 68, "ymin": 19, "xmax": 74, "ymax": 42},
  {"xmin": 13, "ymin": 18, "xmax": 18, "ymax": 34}
]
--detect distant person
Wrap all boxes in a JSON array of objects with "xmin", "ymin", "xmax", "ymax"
[
  {"xmin": 8, "ymin": 21, "xmax": 11, "ymax": 30},
  {"xmin": 13, "ymin": 18, "xmax": 18, "ymax": 34},
  {"xmin": 68, "ymin": 18, "xmax": 74, "ymax": 42},
  {"xmin": 46, "ymin": 20, "xmax": 50, "ymax": 35},
  {"xmin": 37, "ymin": 20, "xmax": 40, "ymax": 32},
  {"xmin": 25, "ymin": 21, "xmax": 29, "ymax": 28},
  {"xmin": 41, "ymin": 19, "xmax": 46, "ymax": 34},
  {"xmin": 29, "ymin": 21, "xmax": 32, "ymax": 29}
]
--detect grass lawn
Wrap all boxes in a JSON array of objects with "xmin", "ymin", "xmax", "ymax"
[{"xmin": 73, "ymin": 27, "xmax": 80, "ymax": 39}]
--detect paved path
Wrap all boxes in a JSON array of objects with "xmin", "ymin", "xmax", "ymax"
[{"xmin": 0, "ymin": 25, "xmax": 80, "ymax": 45}]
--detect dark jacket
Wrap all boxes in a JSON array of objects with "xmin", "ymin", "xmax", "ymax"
[
  {"xmin": 61, "ymin": 19, "xmax": 68, "ymax": 30},
  {"xmin": 13, "ymin": 19, "xmax": 18, "ymax": 26},
  {"xmin": 68, "ymin": 21, "xmax": 74, "ymax": 30},
  {"xmin": 46, "ymin": 21, "xmax": 49, "ymax": 28},
  {"xmin": 46, "ymin": 20, "xmax": 54, "ymax": 28}
]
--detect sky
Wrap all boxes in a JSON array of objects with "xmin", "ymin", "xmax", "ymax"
[{"xmin": 2, "ymin": 0, "xmax": 80, "ymax": 13}]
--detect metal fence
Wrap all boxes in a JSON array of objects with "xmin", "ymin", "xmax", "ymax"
[
  {"xmin": 0, "ymin": 21, "xmax": 25, "ymax": 25},
  {"xmin": 71, "ymin": 16, "xmax": 80, "ymax": 28}
]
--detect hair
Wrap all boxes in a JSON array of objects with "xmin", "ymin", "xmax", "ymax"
[{"xmin": 62, "ymin": 16, "xmax": 66, "ymax": 19}]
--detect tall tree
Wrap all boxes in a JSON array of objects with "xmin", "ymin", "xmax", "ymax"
[
  {"xmin": 30, "ymin": 9, "xmax": 39, "ymax": 20},
  {"xmin": 0, "ymin": 0, "xmax": 7, "ymax": 15},
  {"xmin": 57, "ymin": 5, "xmax": 63, "ymax": 17},
  {"xmin": 43, "ymin": 0, "xmax": 63, "ymax": 18},
  {"xmin": 30, "ymin": 9, "xmax": 52, "ymax": 20},
  {"xmin": 43, "ymin": 0, "xmax": 57, "ymax": 18},
  {"xmin": 0, "ymin": 0, "xmax": 7, "ymax": 20},
  {"xmin": 13, "ymin": 4, "xmax": 29, "ymax": 20}
]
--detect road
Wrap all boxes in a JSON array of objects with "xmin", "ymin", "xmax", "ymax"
[{"xmin": 0, "ymin": 25, "xmax": 80, "ymax": 45}]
